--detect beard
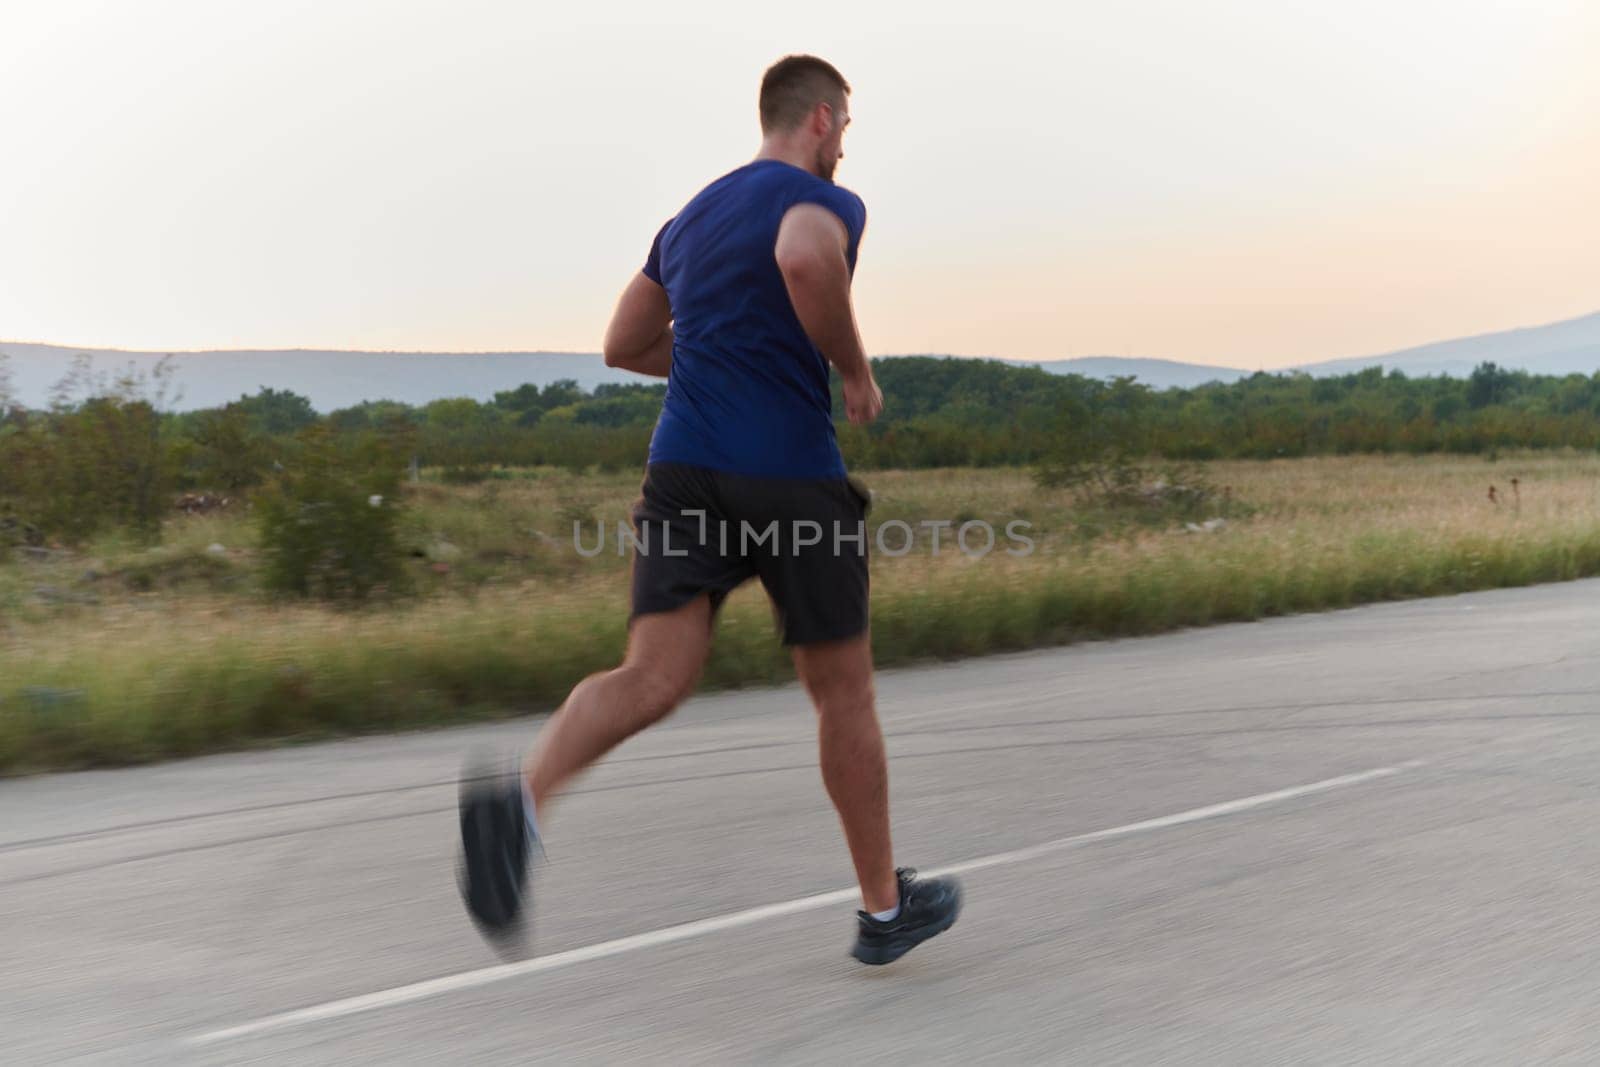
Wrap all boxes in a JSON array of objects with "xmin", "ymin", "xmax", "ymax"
[{"xmin": 815, "ymin": 147, "xmax": 837, "ymax": 182}]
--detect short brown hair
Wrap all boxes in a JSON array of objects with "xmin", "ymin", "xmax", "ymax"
[{"xmin": 759, "ymin": 55, "xmax": 850, "ymax": 133}]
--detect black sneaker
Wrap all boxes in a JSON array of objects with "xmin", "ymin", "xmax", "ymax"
[
  {"xmin": 457, "ymin": 763, "xmax": 536, "ymax": 943},
  {"xmin": 850, "ymin": 867, "xmax": 963, "ymax": 965}
]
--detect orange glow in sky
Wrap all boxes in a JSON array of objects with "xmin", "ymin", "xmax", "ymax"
[{"xmin": 2, "ymin": 0, "xmax": 1596, "ymax": 368}]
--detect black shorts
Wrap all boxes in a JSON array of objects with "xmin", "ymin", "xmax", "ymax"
[{"xmin": 628, "ymin": 462, "xmax": 871, "ymax": 646}]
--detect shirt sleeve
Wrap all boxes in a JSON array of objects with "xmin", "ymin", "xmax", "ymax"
[
  {"xmin": 791, "ymin": 186, "xmax": 867, "ymax": 272},
  {"xmin": 642, "ymin": 218, "xmax": 673, "ymax": 285}
]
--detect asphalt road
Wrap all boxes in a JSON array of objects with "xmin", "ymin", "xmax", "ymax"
[{"xmin": 5, "ymin": 580, "xmax": 1600, "ymax": 1064}]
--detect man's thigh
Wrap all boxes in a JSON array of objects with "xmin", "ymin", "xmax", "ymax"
[
  {"xmin": 629, "ymin": 463, "xmax": 755, "ymax": 625},
  {"xmin": 722, "ymin": 472, "xmax": 871, "ymax": 647}
]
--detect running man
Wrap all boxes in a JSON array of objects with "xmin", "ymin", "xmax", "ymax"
[{"xmin": 458, "ymin": 55, "xmax": 961, "ymax": 965}]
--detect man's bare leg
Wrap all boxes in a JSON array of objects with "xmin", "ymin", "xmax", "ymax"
[
  {"xmin": 793, "ymin": 631, "xmax": 899, "ymax": 914},
  {"xmin": 525, "ymin": 594, "xmax": 714, "ymax": 810},
  {"xmin": 459, "ymin": 595, "xmax": 714, "ymax": 937}
]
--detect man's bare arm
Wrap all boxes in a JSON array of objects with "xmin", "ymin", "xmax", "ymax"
[
  {"xmin": 774, "ymin": 203, "xmax": 882, "ymax": 424},
  {"xmin": 602, "ymin": 272, "xmax": 673, "ymax": 379}
]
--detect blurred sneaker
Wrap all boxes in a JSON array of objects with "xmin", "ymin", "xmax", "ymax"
[
  {"xmin": 850, "ymin": 867, "xmax": 963, "ymax": 965},
  {"xmin": 457, "ymin": 763, "xmax": 536, "ymax": 943}
]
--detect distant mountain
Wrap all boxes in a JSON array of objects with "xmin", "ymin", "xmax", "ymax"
[
  {"xmin": 0, "ymin": 344, "xmax": 638, "ymax": 412},
  {"xmin": 1009, "ymin": 356, "xmax": 1250, "ymax": 388},
  {"xmin": 3, "ymin": 309, "xmax": 1598, "ymax": 409},
  {"xmin": 1295, "ymin": 310, "xmax": 1600, "ymax": 380},
  {"xmin": 1, "ymin": 341, "xmax": 1255, "ymax": 407},
  {"xmin": 1005, "ymin": 310, "xmax": 1600, "ymax": 387}
]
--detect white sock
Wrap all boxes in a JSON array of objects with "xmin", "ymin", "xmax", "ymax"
[
  {"xmin": 870, "ymin": 903, "xmax": 901, "ymax": 922},
  {"xmin": 519, "ymin": 774, "xmax": 540, "ymax": 840}
]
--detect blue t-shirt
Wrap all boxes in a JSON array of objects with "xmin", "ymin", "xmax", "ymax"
[{"xmin": 642, "ymin": 159, "xmax": 867, "ymax": 479}]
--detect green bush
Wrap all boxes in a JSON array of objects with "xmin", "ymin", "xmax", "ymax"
[
  {"xmin": 2, "ymin": 397, "xmax": 173, "ymax": 544},
  {"xmin": 180, "ymin": 405, "xmax": 273, "ymax": 491},
  {"xmin": 0, "ymin": 356, "xmax": 177, "ymax": 545},
  {"xmin": 256, "ymin": 427, "xmax": 412, "ymax": 602}
]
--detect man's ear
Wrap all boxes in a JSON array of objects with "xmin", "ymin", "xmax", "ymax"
[{"xmin": 813, "ymin": 101, "xmax": 834, "ymax": 137}]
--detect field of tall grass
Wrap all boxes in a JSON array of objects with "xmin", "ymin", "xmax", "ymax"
[{"xmin": 4, "ymin": 451, "xmax": 1600, "ymax": 772}]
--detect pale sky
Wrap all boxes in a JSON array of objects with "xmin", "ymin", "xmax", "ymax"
[{"xmin": 2, "ymin": 0, "xmax": 1596, "ymax": 369}]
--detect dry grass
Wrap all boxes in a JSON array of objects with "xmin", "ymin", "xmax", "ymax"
[{"xmin": 4, "ymin": 451, "xmax": 1598, "ymax": 771}]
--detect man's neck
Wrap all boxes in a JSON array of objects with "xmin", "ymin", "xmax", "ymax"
[{"xmin": 755, "ymin": 140, "xmax": 820, "ymax": 178}]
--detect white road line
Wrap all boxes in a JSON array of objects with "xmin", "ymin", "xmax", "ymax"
[{"xmin": 187, "ymin": 760, "xmax": 1422, "ymax": 1047}]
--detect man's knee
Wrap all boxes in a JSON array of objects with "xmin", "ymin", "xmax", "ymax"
[
  {"xmin": 794, "ymin": 634, "xmax": 875, "ymax": 719},
  {"xmin": 808, "ymin": 677, "xmax": 875, "ymax": 721}
]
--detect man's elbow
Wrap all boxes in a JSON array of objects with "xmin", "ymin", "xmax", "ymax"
[
  {"xmin": 602, "ymin": 328, "xmax": 636, "ymax": 368},
  {"xmin": 776, "ymin": 249, "xmax": 832, "ymax": 291}
]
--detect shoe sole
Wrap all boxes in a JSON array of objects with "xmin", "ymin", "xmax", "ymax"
[
  {"xmin": 458, "ymin": 760, "xmax": 531, "ymax": 950},
  {"xmin": 850, "ymin": 907, "xmax": 961, "ymax": 965},
  {"xmin": 456, "ymin": 852, "xmax": 530, "ymax": 954}
]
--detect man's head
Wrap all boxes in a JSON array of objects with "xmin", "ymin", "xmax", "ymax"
[{"xmin": 759, "ymin": 55, "xmax": 851, "ymax": 181}]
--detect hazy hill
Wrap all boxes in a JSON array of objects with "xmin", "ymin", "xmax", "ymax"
[
  {"xmin": 0, "ymin": 343, "xmax": 1253, "ymax": 408},
  {"xmin": 0, "ymin": 344, "xmax": 638, "ymax": 411},
  {"xmin": 1016, "ymin": 356, "xmax": 1250, "ymax": 388},
  {"xmin": 1295, "ymin": 310, "xmax": 1600, "ymax": 379},
  {"xmin": 3, "ymin": 309, "xmax": 1597, "ymax": 410},
  {"xmin": 1017, "ymin": 310, "xmax": 1600, "ymax": 386}
]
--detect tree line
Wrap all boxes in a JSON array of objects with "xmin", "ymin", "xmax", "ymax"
[{"xmin": 3, "ymin": 351, "xmax": 1599, "ymax": 548}]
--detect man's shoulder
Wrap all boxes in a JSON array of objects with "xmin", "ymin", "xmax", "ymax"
[
  {"xmin": 678, "ymin": 162, "xmax": 864, "ymax": 235},
  {"xmin": 789, "ymin": 168, "xmax": 863, "ymax": 210},
  {"xmin": 781, "ymin": 173, "xmax": 864, "ymax": 233},
  {"xmin": 803, "ymin": 184, "xmax": 866, "ymax": 241},
  {"xmin": 729, "ymin": 161, "xmax": 864, "ymax": 206},
  {"xmin": 815, "ymin": 180, "xmax": 865, "ymax": 214}
]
